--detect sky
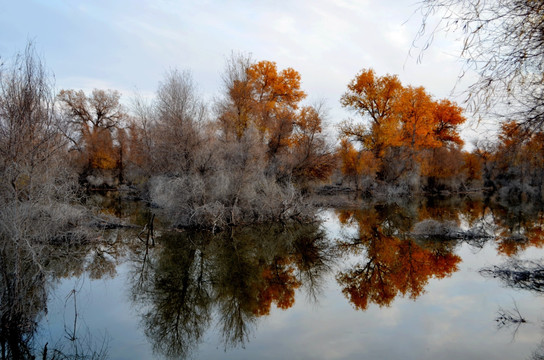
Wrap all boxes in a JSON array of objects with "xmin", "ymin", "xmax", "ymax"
[{"xmin": 0, "ymin": 0, "xmax": 490, "ymax": 147}]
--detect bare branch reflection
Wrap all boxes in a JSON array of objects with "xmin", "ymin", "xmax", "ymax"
[
  {"xmin": 480, "ymin": 259, "xmax": 544, "ymax": 294},
  {"xmin": 129, "ymin": 222, "xmax": 333, "ymax": 358}
]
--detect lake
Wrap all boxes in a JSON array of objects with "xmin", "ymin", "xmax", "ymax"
[{"xmin": 4, "ymin": 195, "xmax": 544, "ymax": 359}]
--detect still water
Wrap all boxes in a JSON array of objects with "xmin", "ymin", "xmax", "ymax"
[{"xmin": 7, "ymin": 196, "xmax": 544, "ymax": 359}]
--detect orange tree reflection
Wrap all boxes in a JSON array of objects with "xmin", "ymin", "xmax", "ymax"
[{"xmin": 335, "ymin": 206, "xmax": 461, "ymax": 310}]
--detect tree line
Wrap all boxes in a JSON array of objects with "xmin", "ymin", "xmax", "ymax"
[
  {"xmin": 2, "ymin": 44, "xmax": 544, "ymax": 231},
  {"xmin": 336, "ymin": 68, "xmax": 544, "ymax": 201}
]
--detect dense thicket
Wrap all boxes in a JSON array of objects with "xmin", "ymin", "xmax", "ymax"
[
  {"xmin": 119, "ymin": 55, "xmax": 335, "ymax": 228},
  {"xmin": 0, "ymin": 44, "xmax": 89, "ymax": 244}
]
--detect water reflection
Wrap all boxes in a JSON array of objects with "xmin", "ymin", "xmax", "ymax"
[
  {"xmin": 130, "ymin": 223, "xmax": 333, "ymax": 359},
  {"xmin": 492, "ymin": 202, "xmax": 544, "ymax": 256},
  {"xmin": 4, "ymin": 195, "xmax": 544, "ymax": 359},
  {"xmin": 481, "ymin": 259, "xmax": 544, "ymax": 295},
  {"xmin": 333, "ymin": 197, "xmax": 544, "ymax": 311},
  {"xmin": 480, "ymin": 254, "xmax": 544, "ymax": 356},
  {"xmin": 0, "ymin": 237, "xmax": 47, "ymax": 359},
  {"xmin": 0, "ymin": 229, "xmax": 127, "ymax": 359},
  {"xmin": 335, "ymin": 205, "xmax": 461, "ymax": 310}
]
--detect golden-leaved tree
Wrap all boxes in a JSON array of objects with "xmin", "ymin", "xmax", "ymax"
[
  {"xmin": 217, "ymin": 55, "xmax": 335, "ymax": 184},
  {"xmin": 338, "ymin": 68, "xmax": 467, "ymax": 190}
]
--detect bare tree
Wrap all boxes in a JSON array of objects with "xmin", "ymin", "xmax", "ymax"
[
  {"xmin": 417, "ymin": 0, "xmax": 544, "ymax": 131},
  {"xmin": 151, "ymin": 70, "xmax": 207, "ymax": 174},
  {"xmin": 0, "ymin": 42, "xmax": 64, "ymax": 199},
  {"xmin": 0, "ymin": 42, "xmax": 95, "ymax": 358}
]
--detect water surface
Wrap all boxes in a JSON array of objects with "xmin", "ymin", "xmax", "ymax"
[{"xmin": 5, "ymin": 196, "xmax": 544, "ymax": 359}]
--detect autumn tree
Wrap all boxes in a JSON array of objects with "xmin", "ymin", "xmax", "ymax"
[
  {"xmin": 494, "ymin": 121, "xmax": 527, "ymax": 181},
  {"xmin": 337, "ymin": 138, "xmax": 378, "ymax": 190},
  {"xmin": 217, "ymin": 55, "xmax": 306, "ymax": 150},
  {"xmin": 247, "ymin": 60, "xmax": 306, "ymax": 145},
  {"xmin": 216, "ymin": 53, "xmax": 254, "ymax": 141},
  {"xmin": 339, "ymin": 68, "xmax": 467, "ymax": 190},
  {"xmin": 411, "ymin": 97, "xmax": 467, "ymax": 191},
  {"xmin": 432, "ymin": 99, "xmax": 465, "ymax": 147},
  {"xmin": 420, "ymin": 147, "xmax": 466, "ymax": 191},
  {"xmin": 462, "ymin": 151, "xmax": 482, "ymax": 183},
  {"xmin": 58, "ymin": 88, "xmax": 126, "ymax": 179},
  {"xmin": 492, "ymin": 120, "xmax": 544, "ymax": 200},
  {"xmin": 340, "ymin": 68, "xmax": 402, "ymax": 158},
  {"xmin": 232, "ymin": 59, "xmax": 308, "ymax": 162},
  {"xmin": 392, "ymin": 85, "xmax": 441, "ymax": 185},
  {"xmin": 396, "ymin": 86, "xmax": 441, "ymax": 152},
  {"xmin": 216, "ymin": 55, "xmax": 334, "ymax": 185}
]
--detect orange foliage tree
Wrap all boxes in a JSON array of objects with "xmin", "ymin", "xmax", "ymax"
[
  {"xmin": 432, "ymin": 99, "xmax": 466, "ymax": 147},
  {"xmin": 247, "ymin": 61, "xmax": 306, "ymax": 157},
  {"xmin": 396, "ymin": 86, "xmax": 440, "ymax": 152},
  {"xmin": 217, "ymin": 56, "xmax": 334, "ymax": 183},
  {"xmin": 493, "ymin": 120, "xmax": 544, "ymax": 195},
  {"xmin": 337, "ymin": 138, "xmax": 378, "ymax": 190},
  {"xmin": 462, "ymin": 151, "xmax": 483, "ymax": 182},
  {"xmin": 340, "ymin": 68, "xmax": 402, "ymax": 158},
  {"xmin": 338, "ymin": 68, "xmax": 467, "ymax": 189}
]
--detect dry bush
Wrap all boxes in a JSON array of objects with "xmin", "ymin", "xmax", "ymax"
[{"xmin": 149, "ymin": 170, "xmax": 315, "ymax": 229}]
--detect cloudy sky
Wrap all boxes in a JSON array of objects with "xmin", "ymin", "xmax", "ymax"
[{"xmin": 0, "ymin": 0, "xmax": 488, "ymax": 146}]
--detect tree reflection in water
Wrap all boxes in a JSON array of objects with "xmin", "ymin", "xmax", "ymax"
[
  {"xmin": 0, "ymin": 230, "xmax": 123, "ymax": 359},
  {"xmin": 492, "ymin": 201, "xmax": 544, "ymax": 256},
  {"xmin": 4, "ymin": 195, "xmax": 544, "ymax": 359},
  {"xmin": 129, "ymin": 222, "xmax": 333, "ymax": 359},
  {"xmin": 334, "ymin": 196, "xmax": 544, "ymax": 311},
  {"xmin": 480, "ymin": 259, "xmax": 544, "ymax": 295},
  {"xmin": 480, "ymin": 253, "xmax": 544, "ymax": 356},
  {"xmin": 335, "ymin": 203, "xmax": 461, "ymax": 310},
  {"xmin": 0, "ymin": 237, "xmax": 47, "ymax": 359}
]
